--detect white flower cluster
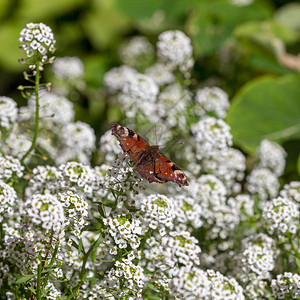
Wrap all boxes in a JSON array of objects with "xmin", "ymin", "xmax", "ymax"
[
  {"xmin": 119, "ymin": 72, "xmax": 159, "ymax": 120},
  {"xmin": 195, "ymin": 87, "xmax": 230, "ymax": 118},
  {"xmin": 140, "ymin": 194, "xmax": 176, "ymax": 230},
  {"xmin": 0, "ymin": 97, "xmax": 18, "ymax": 129},
  {"xmin": 262, "ymin": 196, "xmax": 299, "ymax": 236},
  {"xmin": 172, "ymin": 195, "xmax": 203, "ymax": 229},
  {"xmin": 271, "ymin": 272, "xmax": 300, "ymax": 299},
  {"xmin": 241, "ymin": 233, "xmax": 278, "ymax": 278},
  {"xmin": 98, "ymin": 129, "xmax": 122, "ymax": 162},
  {"xmin": 169, "ymin": 266, "xmax": 209, "ymax": 299},
  {"xmin": 206, "ymin": 269, "xmax": 245, "ymax": 299},
  {"xmin": 21, "ymin": 90, "xmax": 74, "ymax": 125},
  {"xmin": 52, "ymin": 56, "xmax": 84, "ymax": 79},
  {"xmin": 280, "ymin": 181, "xmax": 300, "ymax": 203},
  {"xmin": 58, "ymin": 121, "xmax": 95, "ymax": 164},
  {"xmin": 28, "ymin": 165, "xmax": 63, "ymax": 195},
  {"xmin": 202, "ymin": 147, "xmax": 246, "ymax": 193},
  {"xmin": 104, "ymin": 65, "xmax": 137, "ymax": 93},
  {"xmin": 102, "ymin": 258, "xmax": 145, "ymax": 299},
  {"xmin": 58, "ymin": 191, "xmax": 89, "ymax": 239},
  {"xmin": 0, "ymin": 155, "xmax": 24, "ymax": 181},
  {"xmin": 157, "ymin": 30, "xmax": 193, "ymax": 68},
  {"xmin": 258, "ymin": 139, "xmax": 286, "ymax": 176},
  {"xmin": 246, "ymin": 168, "xmax": 280, "ymax": 201},
  {"xmin": 23, "ymin": 193, "xmax": 65, "ymax": 234},
  {"xmin": 145, "ymin": 231, "xmax": 201, "ymax": 271},
  {"xmin": 59, "ymin": 162, "xmax": 95, "ymax": 196},
  {"xmin": 191, "ymin": 117, "xmax": 232, "ymax": 160},
  {"xmin": 118, "ymin": 36, "xmax": 155, "ymax": 68},
  {"xmin": 145, "ymin": 63, "xmax": 175, "ymax": 86},
  {"xmin": 100, "ymin": 154, "xmax": 144, "ymax": 202},
  {"xmin": 0, "ymin": 180, "xmax": 18, "ymax": 222},
  {"xmin": 19, "ymin": 22, "xmax": 55, "ymax": 62},
  {"xmin": 103, "ymin": 210, "xmax": 143, "ymax": 250}
]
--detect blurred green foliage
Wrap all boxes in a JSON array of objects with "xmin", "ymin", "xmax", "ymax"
[{"xmin": 0, "ymin": 0, "xmax": 299, "ymax": 175}]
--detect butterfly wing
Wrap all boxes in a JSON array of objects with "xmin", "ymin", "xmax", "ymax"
[
  {"xmin": 135, "ymin": 152, "xmax": 189, "ymax": 187},
  {"xmin": 111, "ymin": 123, "xmax": 149, "ymax": 163}
]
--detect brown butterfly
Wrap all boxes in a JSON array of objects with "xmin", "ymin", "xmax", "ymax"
[{"xmin": 111, "ymin": 123, "xmax": 189, "ymax": 187}]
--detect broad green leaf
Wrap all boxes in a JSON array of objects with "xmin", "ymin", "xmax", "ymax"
[
  {"xmin": 187, "ymin": 0, "xmax": 272, "ymax": 55},
  {"xmin": 297, "ymin": 154, "xmax": 300, "ymax": 175},
  {"xmin": 16, "ymin": 274, "xmax": 36, "ymax": 284},
  {"xmin": 227, "ymin": 74, "xmax": 300, "ymax": 154}
]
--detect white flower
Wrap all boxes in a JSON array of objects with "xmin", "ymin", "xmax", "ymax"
[
  {"xmin": 19, "ymin": 23, "xmax": 55, "ymax": 61},
  {"xmin": 258, "ymin": 140, "xmax": 286, "ymax": 176},
  {"xmin": 271, "ymin": 273, "xmax": 300, "ymax": 299},
  {"xmin": 262, "ymin": 196, "xmax": 299, "ymax": 236},
  {"xmin": 247, "ymin": 168, "xmax": 280, "ymax": 201},
  {"xmin": 191, "ymin": 117, "xmax": 232, "ymax": 160},
  {"xmin": 104, "ymin": 65, "xmax": 137, "ymax": 93},
  {"xmin": 0, "ymin": 180, "xmax": 18, "ymax": 221},
  {"xmin": 0, "ymin": 97, "xmax": 18, "ymax": 129},
  {"xmin": 280, "ymin": 181, "xmax": 300, "ymax": 203},
  {"xmin": 20, "ymin": 90, "xmax": 74, "ymax": 125},
  {"xmin": 157, "ymin": 30, "xmax": 193, "ymax": 67},
  {"xmin": 195, "ymin": 87, "xmax": 230, "ymax": 118},
  {"xmin": 145, "ymin": 63, "xmax": 175, "ymax": 86},
  {"xmin": 52, "ymin": 56, "xmax": 84, "ymax": 79},
  {"xmin": 118, "ymin": 36, "xmax": 154, "ymax": 68}
]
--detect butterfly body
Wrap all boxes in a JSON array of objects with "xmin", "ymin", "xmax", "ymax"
[{"xmin": 111, "ymin": 123, "xmax": 189, "ymax": 187}]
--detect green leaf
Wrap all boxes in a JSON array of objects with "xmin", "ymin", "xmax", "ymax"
[
  {"xmin": 297, "ymin": 154, "xmax": 300, "ymax": 176},
  {"xmin": 227, "ymin": 74, "xmax": 300, "ymax": 154},
  {"xmin": 16, "ymin": 274, "xmax": 36, "ymax": 284},
  {"xmin": 187, "ymin": 0, "xmax": 272, "ymax": 55}
]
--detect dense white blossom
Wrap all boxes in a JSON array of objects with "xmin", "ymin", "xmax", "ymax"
[
  {"xmin": 157, "ymin": 30, "xmax": 193, "ymax": 68},
  {"xmin": 258, "ymin": 139, "xmax": 286, "ymax": 176},
  {"xmin": 20, "ymin": 90, "xmax": 74, "ymax": 125},
  {"xmin": 52, "ymin": 56, "xmax": 84, "ymax": 79},
  {"xmin": 0, "ymin": 180, "xmax": 18, "ymax": 222},
  {"xmin": 57, "ymin": 121, "xmax": 95, "ymax": 164},
  {"xmin": 145, "ymin": 63, "xmax": 175, "ymax": 86},
  {"xmin": 104, "ymin": 65, "xmax": 137, "ymax": 93},
  {"xmin": 192, "ymin": 117, "xmax": 232, "ymax": 160},
  {"xmin": 19, "ymin": 22, "xmax": 55, "ymax": 62},
  {"xmin": 271, "ymin": 272, "xmax": 300, "ymax": 299},
  {"xmin": 262, "ymin": 196, "xmax": 299, "ymax": 236},
  {"xmin": 118, "ymin": 36, "xmax": 154, "ymax": 68},
  {"xmin": 280, "ymin": 181, "xmax": 300, "ymax": 203},
  {"xmin": 195, "ymin": 87, "xmax": 230, "ymax": 118},
  {"xmin": 0, "ymin": 155, "xmax": 24, "ymax": 181},
  {"xmin": 0, "ymin": 97, "xmax": 18, "ymax": 129},
  {"xmin": 247, "ymin": 168, "xmax": 280, "ymax": 201}
]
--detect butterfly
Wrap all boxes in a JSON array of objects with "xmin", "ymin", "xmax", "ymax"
[{"xmin": 111, "ymin": 123, "xmax": 189, "ymax": 187}]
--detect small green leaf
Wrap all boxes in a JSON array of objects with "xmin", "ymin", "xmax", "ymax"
[
  {"xmin": 227, "ymin": 74, "xmax": 300, "ymax": 154},
  {"xmin": 16, "ymin": 274, "xmax": 36, "ymax": 284}
]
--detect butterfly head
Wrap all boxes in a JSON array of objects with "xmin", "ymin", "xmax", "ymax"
[{"xmin": 174, "ymin": 170, "xmax": 189, "ymax": 187}]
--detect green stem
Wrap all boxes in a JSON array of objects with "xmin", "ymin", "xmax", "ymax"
[
  {"xmin": 21, "ymin": 61, "xmax": 40, "ymax": 163},
  {"xmin": 36, "ymin": 260, "xmax": 42, "ymax": 300}
]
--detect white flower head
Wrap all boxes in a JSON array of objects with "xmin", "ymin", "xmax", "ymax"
[
  {"xmin": 52, "ymin": 56, "xmax": 84, "ymax": 80},
  {"xmin": 19, "ymin": 23, "xmax": 56, "ymax": 62},
  {"xmin": 157, "ymin": 30, "xmax": 193, "ymax": 68},
  {"xmin": 195, "ymin": 86, "xmax": 230, "ymax": 118},
  {"xmin": 258, "ymin": 140, "xmax": 286, "ymax": 176},
  {"xmin": 0, "ymin": 97, "xmax": 18, "ymax": 129}
]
